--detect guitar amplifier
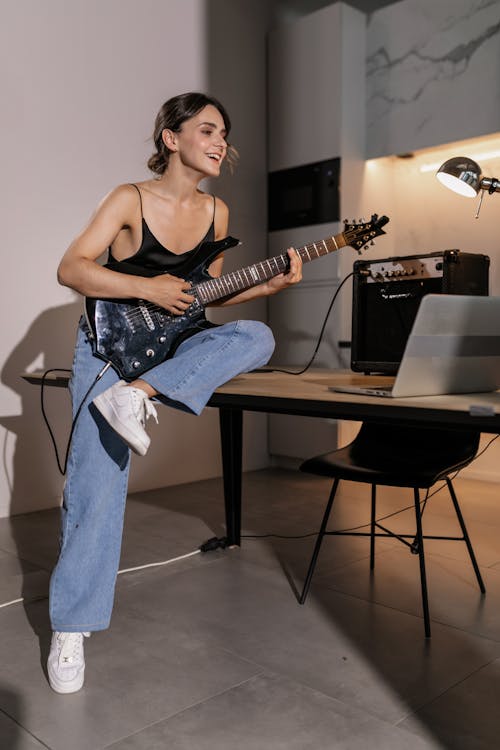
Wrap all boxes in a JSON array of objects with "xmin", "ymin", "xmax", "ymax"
[{"xmin": 351, "ymin": 249, "xmax": 490, "ymax": 374}]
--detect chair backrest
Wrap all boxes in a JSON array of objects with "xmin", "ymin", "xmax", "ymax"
[{"xmin": 351, "ymin": 423, "xmax": 481, "ymax": 475}]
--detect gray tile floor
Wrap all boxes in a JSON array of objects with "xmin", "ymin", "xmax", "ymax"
[{"xmin": 1, "ymin": 468, "xmax": 500, "ymax": 749}]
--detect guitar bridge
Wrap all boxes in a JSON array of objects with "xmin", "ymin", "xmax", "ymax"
[{"xmin": 138, "ymin": 300, "xmax": 155, "ymax": 331}]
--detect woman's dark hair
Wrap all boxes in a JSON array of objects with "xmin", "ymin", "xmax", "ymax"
[{"xmin": 148, "ymin": 92, "xmax": 237, "ymax": 175}]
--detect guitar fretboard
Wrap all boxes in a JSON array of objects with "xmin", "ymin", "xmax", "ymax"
[{"xmin": 194, "ymin": 233, "xmax": 347, "ymax": 305}]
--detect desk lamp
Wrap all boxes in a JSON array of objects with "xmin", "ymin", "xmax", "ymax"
[{"xmin": 436, "ymin": 156, "xmax": 500, "ymax": 216}]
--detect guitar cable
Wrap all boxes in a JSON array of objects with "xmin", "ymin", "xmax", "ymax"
[
  {"xmin": 270, "ymin": 271, "xmax": 355, "ymax": 375},
  {"xmin": 40, "ymin": 362, "xmax": 111, "ymax": 475}
]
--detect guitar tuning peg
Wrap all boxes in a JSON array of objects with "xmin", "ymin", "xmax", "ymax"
[{"xmin": 370, "ymin": 240, "xmax": 375, "ymax": 246}]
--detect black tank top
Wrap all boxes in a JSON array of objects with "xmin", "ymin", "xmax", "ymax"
[{"xmin": 106, "ymin": 184, "xmax": 215, "ymax": 276}]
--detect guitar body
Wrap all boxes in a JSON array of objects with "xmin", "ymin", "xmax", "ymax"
[
  {"xmin": 85, "ymin": 297, "xmax": 209, "ymax": 380},
  {"xmin": 85, "ymin": 236, "xmax": 239, "ymax": 380}
]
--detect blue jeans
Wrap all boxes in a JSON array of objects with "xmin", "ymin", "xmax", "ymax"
[{"xmin": 49, "ymin": 318, "xmax": 274, "ymax": 631}]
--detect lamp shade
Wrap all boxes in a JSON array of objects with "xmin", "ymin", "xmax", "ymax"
[{"xmin": 436, "ymin": 156, "xmax": 482, "ymax": 197}]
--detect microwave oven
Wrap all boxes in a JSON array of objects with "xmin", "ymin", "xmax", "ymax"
[{"xmin": 268, "ymin": 157, "xmax": 340, "ymax": 231}]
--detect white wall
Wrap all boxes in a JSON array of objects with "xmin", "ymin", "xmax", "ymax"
[{"xmin": 0, "ymin": 0, "xmax": 274, "ymax": 518}]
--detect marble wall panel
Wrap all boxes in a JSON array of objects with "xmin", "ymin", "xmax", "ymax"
[{"xmin": 367, "ymin": 0, "xmax": 500, "ymax": 157}]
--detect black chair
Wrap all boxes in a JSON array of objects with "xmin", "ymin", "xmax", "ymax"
[{"xmin": 299, "ymin": 423, "xmax": 486, "ymax": 637}]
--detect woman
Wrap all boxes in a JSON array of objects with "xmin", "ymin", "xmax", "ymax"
[{"xmin": 47, "ymin": 92, "xmax": 302, "ymax": 693}]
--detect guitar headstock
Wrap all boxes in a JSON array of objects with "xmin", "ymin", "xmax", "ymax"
[{"xmin": 342, "ymin": 214, "xmax": 389, "ymax": 254}]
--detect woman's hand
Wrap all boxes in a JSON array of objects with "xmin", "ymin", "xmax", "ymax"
[
  {"xmin": 145, "ymin": 274, "xmax": 195, "ymax": 315},
  {"xmin": 207, "ymin": 247, "xmax": 303, "ymax": 308},
  {"xmin": 265, "ymin": 248, "xmax": 302, "ymax": 294}
]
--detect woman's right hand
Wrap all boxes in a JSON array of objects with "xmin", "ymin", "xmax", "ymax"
[{"xmin": 145, "ymin": 274, "xmax": 195, "ymax": 315}]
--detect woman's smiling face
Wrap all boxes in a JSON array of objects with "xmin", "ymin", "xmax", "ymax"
[{"xmin": 164, "ymin": 104, "xmax": 228, "ymax": 177}]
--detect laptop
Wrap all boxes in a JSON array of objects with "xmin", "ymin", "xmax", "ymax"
[{"xmin": 331, "ymin": 295, "xmax": 500, "ymax": 398}]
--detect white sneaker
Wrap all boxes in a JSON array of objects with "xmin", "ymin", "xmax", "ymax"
[
  {"xmin": 47, "ymin": 631, "xmax": 90, "ymax": 694},
  {"xmin": 93, "ymin": 380, "xmax": 158, "ymax": 456}
]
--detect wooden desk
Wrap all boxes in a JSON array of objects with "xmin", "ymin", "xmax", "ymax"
[
  {"xmin": 209, "ymin": 370, "xmax": 500, "ymax": 545},
  {"xmin": 24, "ymin": 369, "xmax": 500, "ymax": 545}
]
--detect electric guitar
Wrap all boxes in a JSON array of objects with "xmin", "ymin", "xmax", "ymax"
[{"xmin": 85, "ymin": 214, "xmax": 389, "ymax": 379}]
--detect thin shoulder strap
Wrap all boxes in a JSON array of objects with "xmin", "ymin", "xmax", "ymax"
[
  {"xmin": 212, "ymin": 194, "xmax": 216, "ymax": 223},
  {"xmin": 129, "ymin": 183, "xmax": 143, "ymax": 217}
]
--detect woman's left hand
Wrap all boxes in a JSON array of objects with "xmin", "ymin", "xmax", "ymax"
[
  {"xmin": 213, "ymin": 248, "xmax": 302, "ymax": 307},
  {"xmin": 266, "ymin": 248, "xmax": 302, "ymax": 294}
]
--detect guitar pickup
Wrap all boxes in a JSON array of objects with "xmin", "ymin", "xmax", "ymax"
[{"xmin": 186, "ymin": 297, "xmax": 203, "ymax": 318}]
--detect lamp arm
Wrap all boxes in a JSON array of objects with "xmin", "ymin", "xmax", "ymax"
[
  {"xmin": 480, "ymin": 176, "xmax": 500, "ymax": 194},
  {"xmin": 475, "ymin": 176, "xmax": 500, "ymax": 218}
]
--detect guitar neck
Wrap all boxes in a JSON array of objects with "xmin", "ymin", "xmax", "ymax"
[{"xmin": 195, "ymin": 231, "xmax": 347, "ymax": 305}]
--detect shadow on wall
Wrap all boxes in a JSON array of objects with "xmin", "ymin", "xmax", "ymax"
[
  {"xmin": 0, "ymin": 299, "xmax": 81, "ymax": 675},
  {"xmin": 1, "ymin": 299, "xmax": 81, "ymax": 518}
]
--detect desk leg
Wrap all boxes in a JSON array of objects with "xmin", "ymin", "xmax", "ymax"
[{"xmin": 219, "ymin": 407, "xmax": 243, "ymax": 546}]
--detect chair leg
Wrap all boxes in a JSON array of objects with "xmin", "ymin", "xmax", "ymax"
[
  {"xmin": 414, "ymin": 487, "xmax": 431, "ymax": 638},
  {"xmin": 299, "ymin": 478, "xmax": 340, "ymax": 605},
  {"xmin": 446, "ymin": 478, "xmax": 486, "ymax": 594},
  {"xmin": 370, "ymin": 484, "xmax": 376, "ymax": 570}
]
